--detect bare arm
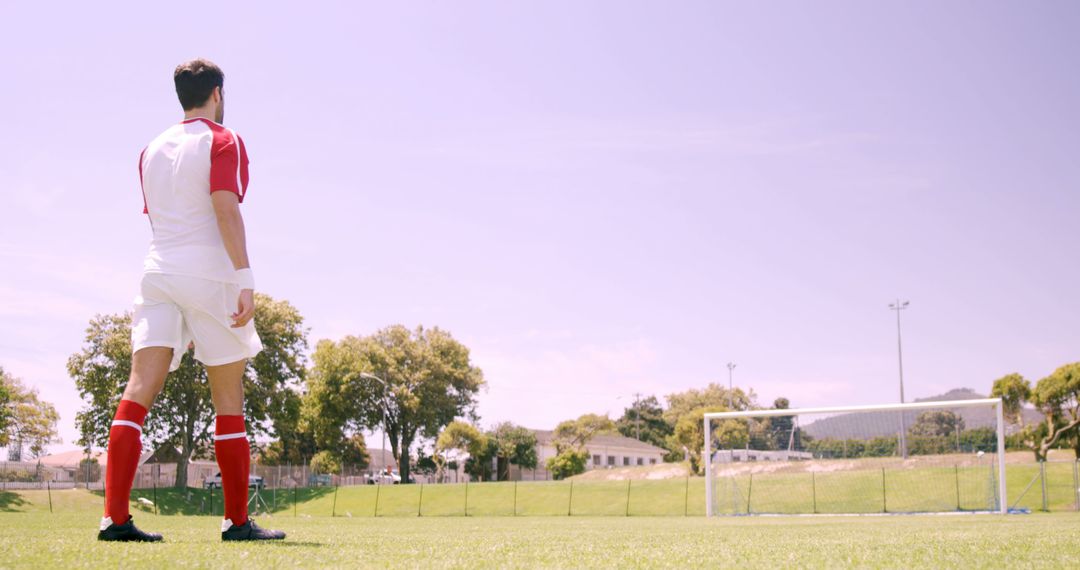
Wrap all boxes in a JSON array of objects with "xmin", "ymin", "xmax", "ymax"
[{"xmin": 211, "ymin": 191, "xmax": 254, "ymax": 327}]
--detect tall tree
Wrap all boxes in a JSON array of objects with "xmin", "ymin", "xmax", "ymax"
[
  {"xmin": 436, "ymin": 421, "xmax": 487, "ymax": 482},
  {"xmin": 1030, "ymin": 363, "xmax": 1080, "ymax": 459},
  {"xmin": 306, "ymin": 325, "xmax": 484, "ymax": 483},
  {"xmin": 770, "ymin": 397, "xmax": 793, "ymax": 451},
  {"xmin": 992, "ymin": 364, "xmax": 1080, "ymax": 460},
  {"xmin": 615, "ymin": 395, "xmax": 672, "ymax": 451},
  {"xmin": 0, "ymin": 367, "xmax": 15, "ymax": 447},
  {"xmin": 69, "ymin": 294, "xmax": 308, "ymax": 488},
  {"xmin": 551, "ymin": 414, "xmax": 615, "ymax": 452},
  {"xmin": 546, "ymin": 413, "xmax": 614, "ymax": 479},
  {"xmin": 668, "ymin": 406, "xmax": 746, "ymax": 474},
  {"xmin": 664, "ymin": 383, "xmax": 755, "ymax": 426},
  {"xmin": 463, "ymin": 438, "xmax": 497, "ymax": 482},
  {"xmin": 246, "ymin": 295, "xmax": 310, "ymax": 453},
  {"xmin": 303, "ymin": 336, "xmax": 372, "ymax": 465},
  {"xmin": 256, "ymin": 390, "xmax": 317, "ymax": 466},
  {"xmin": 662, "ymin": 384, "xmax": 758, "ymax": 458},
  {"xmin": 991, "ymin": 373, "xmax": 1032, "ymax": 428},
  {"xmin": 1, "ymin": 370, "xmax": 61, "ymax": 461}
]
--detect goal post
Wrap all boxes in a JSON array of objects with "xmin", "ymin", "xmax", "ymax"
[{"xmin": 704, "ymin": 398, "xmax": 1008, "ymax": 516}]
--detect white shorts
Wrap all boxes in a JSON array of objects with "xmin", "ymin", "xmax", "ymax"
[{"xmin": 131, "ymin": 273, "xmax": 262, "ymax": 371}]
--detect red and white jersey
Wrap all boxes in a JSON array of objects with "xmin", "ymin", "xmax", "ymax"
[{"xmin": 138, "ymin": 117, "xmax": 250, "ymax": 283}]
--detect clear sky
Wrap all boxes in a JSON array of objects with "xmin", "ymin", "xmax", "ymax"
[{"xmin": 2, "ymin": 1, "xmax": 1078, "ymax": 454}]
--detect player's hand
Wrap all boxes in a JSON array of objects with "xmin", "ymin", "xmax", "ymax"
[{"xmin": 231, "ymin": 289, "xmax": 255, "ymax": 328}]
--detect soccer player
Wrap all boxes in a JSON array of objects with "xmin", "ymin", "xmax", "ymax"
[{"xmin": 97, "ymin": 59, "xmax": 285, "ymax": 542}]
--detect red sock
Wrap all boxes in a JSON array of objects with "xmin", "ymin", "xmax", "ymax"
[
  {"xmin": 104, "ymin": 399, "xmax": 148, "ymax": 523},
  {"xmin": 214, "ymin": 415, "xmax": 250, "ymax": 526}
]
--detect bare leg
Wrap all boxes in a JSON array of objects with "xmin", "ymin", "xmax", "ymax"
[
  {"xmin": 207, "ymin": 358, "xmax": 247, "ymax": 414},
  {"xmin": 122, "ymin": 347, "xmax": 173, "ymax": 408}
]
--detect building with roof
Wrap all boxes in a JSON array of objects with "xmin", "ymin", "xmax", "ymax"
[{"xmin": 508, "ymin": 430, "xmax": 668, "ymax": 481}]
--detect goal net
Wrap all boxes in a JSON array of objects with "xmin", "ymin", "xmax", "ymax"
[{"xmin": 704, "ymin": 398, "xmax": 1007, "ymax": 516}]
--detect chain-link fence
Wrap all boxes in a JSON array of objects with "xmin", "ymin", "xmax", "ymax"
[
  {"xmin": 1, "ymin": 459, "xmax": 444, "ymax": 491},
  {"xmin": 0, "ymin": 461, "xmax": 76, "ymax": 490},
  {"xmin": 3, "ymin": 459, "xmax": 1078, "ymax": 516}
]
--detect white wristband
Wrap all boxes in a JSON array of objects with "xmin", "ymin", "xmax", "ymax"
[{"xmin": 236, "ymin": 268, "xmax": 255, "ymax": 290}]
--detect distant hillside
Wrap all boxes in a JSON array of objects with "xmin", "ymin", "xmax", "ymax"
[{"xmin": 800, "ymin": 388, "xmax": 1041, "ymax": 440}]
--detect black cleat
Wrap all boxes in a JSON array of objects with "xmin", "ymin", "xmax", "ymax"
[
  {"xmin": 221, "ymin": 518, "xmax": 286, "ymax": 541},
  {"xmin": 98, "ymin": 516, "xmax": 163, "ymax": 542}
]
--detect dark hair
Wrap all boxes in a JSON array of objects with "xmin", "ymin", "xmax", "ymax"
[{"xmin": 173, "ymin": 59, "xmax": 225, "ymax": 110}]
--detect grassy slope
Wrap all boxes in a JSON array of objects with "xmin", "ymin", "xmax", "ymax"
[
  {"xmin": 0, "ymin": 481, "xmax": 711, "ymax": 518},
  {"xmin": 2, "ymin": 460, "xmax": 1076, "ymax": 519},
  {"xmin": 1, "ymin": 512, "xmax": 1078, "ymax": 569}
]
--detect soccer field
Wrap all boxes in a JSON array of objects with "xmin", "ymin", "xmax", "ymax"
[{"xmin": 2, "ymin": 512, "xmax": 1079, "ymax": 568}]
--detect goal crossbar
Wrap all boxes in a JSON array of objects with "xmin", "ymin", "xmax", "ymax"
[
  {"xmin": 704, "ymin": 397, "xmax": 1008, "ymax": 516},
  {"xmin": 704, "ymin": 398, "xmax": 1002, "ymax": 420}
]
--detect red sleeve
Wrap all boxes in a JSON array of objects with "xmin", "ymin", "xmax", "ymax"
[
  {"xmin": 138, "ymin": 147, "xmax": 148, "ymax": 214},
  {"xmin": 209, "ymin": 129, "xmax": 250, "ymax": 201}
]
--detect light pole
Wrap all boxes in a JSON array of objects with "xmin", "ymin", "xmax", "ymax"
[
  {"xmin": 726, "ymin": 362, "xmax": 737, "ymax": 409},
  {"xmin": 889, "ymin": 300, "xmax": 910, "ymax": 459},
  {"xmin": 360, "ymin": 372, "xmax": 390, "ymax": 475}
]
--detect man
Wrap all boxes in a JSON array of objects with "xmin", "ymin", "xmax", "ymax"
[{"xmin": 98, "ymin": 59, "xmax": 285, "ymax": 542}]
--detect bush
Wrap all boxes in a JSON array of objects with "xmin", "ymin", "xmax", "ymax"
[
  {"xmin": 959, "ymin": 427, "xmax": 998, "ymax": 453},
  {"xmin": 546, "ymin": 449, "xmax": 588, "ymax": 480},
  {"xmin": 309, "ymin": 451, "xmax": 341, "ymax": 475},
  {"xmin": 0, "ymin": 469, "xmax": 36, "ymax": 482}
]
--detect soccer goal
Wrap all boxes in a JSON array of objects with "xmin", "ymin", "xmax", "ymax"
[{"xmin": 704, "ymin": 398, "xmax": 1007, "ymax": 516}]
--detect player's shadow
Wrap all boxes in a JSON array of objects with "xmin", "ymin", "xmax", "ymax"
[{"xmin": 0, "ymin": 491, "xmax": 30, "ymax": 511}]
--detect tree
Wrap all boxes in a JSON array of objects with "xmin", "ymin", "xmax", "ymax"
[
  {"xmin": 664, "ymin": 383, "xmax": 756, "ymax": 426},
  {"xmin": 1030, "ymin": 363, "xmax": 1080, "ymax": 460},
  {"xmin": 992, "ymin": 373, "xmax": 1038, "ymax": 454},
  {"xmin": 436, "ymin": 421, "xmax": 487, "ymax": 482},
  {"xmin": 464, "ymin": 438, "xmax": 497, "ymax": 481},
  {"xmin": 668, "ymin": 406, "xmax": 747, "ymax": 475},
  {"xmin": 309, "ymin": 450, "xmax": 341, "ymax": 476},
  {"xmin": 909, "ymin": 410, "xmax": 964, "ymax": 437},
  {"xmin": 663, "ymin": 384, "xmax": 757, "ymax": 459},
  {"xmin": 458, "ymin": 423, "xmax": 539, "ymax": 482},
  {"xmin": 0, "ymin": 371, "xmax": 61, "ymax": 461},
  {"xmin": 0, "ymin": 367, "xmax": 13, "ymax": 446},
  {"xmin": 248, "ymin": 295, "xmax": 311, "ymax": 463},
  {"xmin": 69, "ymin": 294, "xmax": 308, "ymax": 488},
  {"xmin": 303, "ymin": 336, "xmax": 372, "ymax": 467},
  {"xmin": 306, "ymin": 325, "xmax": 484, "ymax": 484},
  {"xmin": 991, "ymin": 364, "xmax": 1080, "ymax": 460},
  {"xmin": 257, "ymin": 394, "xmax": 317, "ymax": 466},
  {"xmin": 991, "ymin": 373, "xmax": 1032, "ymax": 428},
  {"xmin": 768, "ymin": 398, "xmax": 791, "ymax": 450},
  {"xmin": 551, "ymin": 414, "xmax": 615, "ymax": 453},
  {"xmin": 339, "ymin": 434, "xmax": 371, "ymax": 469},
  {"xmin": 544, "ymin": 413, "xmax": 614, "ymax": 480},
  {"xmin": 615, "ymin": 395, "xmax": 673, "ymax": 452},
  {"xmin": 489, "ymin": 422, "xmax": 538, "ymax": 481}
]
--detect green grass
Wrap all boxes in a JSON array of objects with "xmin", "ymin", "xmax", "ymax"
[
  {"xmin": 4, "ymin": 460, "xmax": 1076, "ymax": 521},
  {"xmin": 1, "ymin": 511, "xmax": 1078, "ymax": 568},
  {"xmin": 0, "ymin": 481, "xmax": 709, "ymax": 518},
  {"xmin": 710, "ymin": 463, "xmax": 1079, "ymax": 515}
]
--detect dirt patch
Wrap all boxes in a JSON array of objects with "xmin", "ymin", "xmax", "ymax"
[
  {"xmin": 569, "ymin": 451, "xmax": 1067, "ymax": 481},
  {"xmin": 571, "ymin": 464, "xmax": 689, "ymax": 481}
]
